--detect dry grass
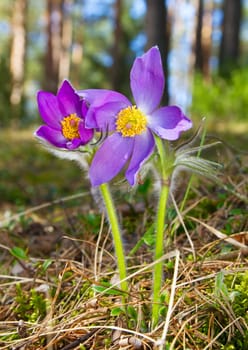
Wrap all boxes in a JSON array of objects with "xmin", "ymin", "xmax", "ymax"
[
  {"xmin": 0, "ymin": 129, "xmax": 247, "ymax": 349},
  {"xmin": 0, "ymin": 238, "xmax": 247, "ymax": 349},
  {"xmin": 0, "ymin": 172, "xmax": 247, "ymax": 349}
]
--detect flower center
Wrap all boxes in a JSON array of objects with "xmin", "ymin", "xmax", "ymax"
[
  {"xmin": 61, "ymin": 114, "xmax": 81, "ymax": 140},
  {"xmin": 115, "ymin": 106, "xmax": 147, "ymax": 137}
]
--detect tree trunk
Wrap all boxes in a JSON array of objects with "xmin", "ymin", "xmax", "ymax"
[
  {"xmin": 58, "ymin": 0, "xmax": 73, "ymax": 83},
  {"xmin": 145, "ymin": 0, "xmax": 169, "ymax": 104},
  {"xmin": 195, "ymin": 0, "xmax": 213, "ymax": 80},
  {"xmin": 219, "ymin": 0, "xmax": 242, "ymax": 76},
  {"xmin": 44, "ymin": 0, "xmax": 63, "ymax": 92},
  {"xmin": 195, "ymin": 0, "xmax": 204, "ymax": 71},
  {"xmin": 111, "ymin": 0, "xmax": 124, "ymax": 91},
  {"xmin": 10, "ymin": 0, "xmax": 28, "ymax": 106}
]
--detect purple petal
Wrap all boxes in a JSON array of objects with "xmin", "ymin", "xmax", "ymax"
[
  {"xmin": 37, "ymin": 91, "xmax": 63, "ymax": 129},
  {"xmin": 80, "ymin": 89, "xmax": 131, "ymax": 130},
  {"xmin": 66, "ymin": 138, "xmax": 83, "ymax": 150},
  {"xmin": 35, "ymin": 125, "xmax": 67, "ymax": 148},
  {"xmin": 81, "ymin": 99, "xmax": 89, "ymax": 117},
  {"xmin": 78, "ymin": 121, "xmax": 94, "ymax": 145},
  {"xmin": 130, "ymin": 46, "xmax": 164, "ymax": 114},
  {"xmin": 78, "ymin": 89, "xmax": 128, "ymax": 104},
  {"xmin": 89, "ymin": 133, "xmax": 134, "ymax": 186},
  {"xmin": 148, "ymin": 106, "xmax": 193, "ymax": 140},
  {"xmin": 126, "ymin": 129, "xmax": 155, "ymax": 185},
  {"xmin": 57, "ymin": 80, "xmax": 82, "ymax": 117}
]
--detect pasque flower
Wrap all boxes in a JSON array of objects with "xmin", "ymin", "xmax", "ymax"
[
  {"xmin": 80, "ymin": 46, "xmax": 192, "ymax": 186},
  {"xmin": 35, "ymin": 80, "xmax": 93, "ymax": 150}
]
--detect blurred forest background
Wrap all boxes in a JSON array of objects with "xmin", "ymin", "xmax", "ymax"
[
  {"xmin": 0, "ymin": 0, "xmax": 248, "ymax": 209},
  {"xmin": 1, "ymin": 0, "xmax": 248, "ymax": 126}
]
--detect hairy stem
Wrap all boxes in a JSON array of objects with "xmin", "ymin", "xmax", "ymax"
[
  {"xmin": 152, "ymin": 136, "xmax": 171, "ymax": 329},
  {"xmin": 99, "ymin": 183, "xmax": 128, "ymax": 293}
]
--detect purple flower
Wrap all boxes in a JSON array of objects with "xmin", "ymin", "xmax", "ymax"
[
  {"xmin": 80, "ymin": 47, "xmax": 192, "ymax": 186},
  {"xmin": 35, "ymin": 80, "xmax": 93, "ymax": 150}
]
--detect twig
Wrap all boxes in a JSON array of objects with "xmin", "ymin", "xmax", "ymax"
[
  {"xmin": 60, "ymin": 328, "xmax": 98, "ymax": 350},
  {"xmin": 188, "ymin": 216, "xmax": 248, "ymax": 249},
  {"xmin": 157, "ymin": 249, "xmax": 180, "ymax": 350}
]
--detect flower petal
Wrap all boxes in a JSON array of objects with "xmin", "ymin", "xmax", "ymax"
[
  {"xmin": 130, "ymin": 46, "xmax": 164, "ymax": 114},
  {"xmin": 78, "ymin": 120, "xmax": 94, "ymax": 145},
  {"xmin": 66, "ymin": 138, "xmax": 83, "ymax": 150},
  {"xmin": 78, "ymin": 89, "xmax": 128, "ymax": 103},
  {"xmin": 37, "ymin": 91, "xmax": 63, "ymax": 129},
  {"xmin": 57, "ymin": 80, "xmax": 82, "ymax": 117},
  {"xmin": 125, "ymin": 129, "xmax": 155, "ymax": 185},
  {"xmin": 35, "ymin": 125, "xmax": 67, "ymax": 148},
  {"xmin": 81, "ymin": 99, "xmax": 89, "ymax": 117},
  {"xmin": 80, "ymin": 89, "xmax": 131, "ymax": 130},
  {"xmin": 89, "ymin": 133, "xmax": 134, "ymax": 186},
  {"xmin": 148, "ymin": 106, "xmax": 193, "ymax": 140}
]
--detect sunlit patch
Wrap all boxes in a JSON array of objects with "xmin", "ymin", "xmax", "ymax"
[
  {"xmin": 115, "ymin": 106, "xmax": 147, "ymax": 137},
  {"xmin": 61, "ymin": 114, "xmax": 81, "ymax": 140}
]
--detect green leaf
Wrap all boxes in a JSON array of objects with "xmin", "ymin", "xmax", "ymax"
[
  {"xmin": 229, "ymin": 208, "xmax": 243, "ymax": 216},
  {"xmin": 42, "ymin": 259, "xmax": 53, "ymax": 272},
  {"xmin": 159, "ymin": 305, "xmax": 167, "ymax": 317},
  {"xmin": 128, "ymin": 223, "xmax": 155, "ymax": 256},
  {"xmin": 92, "ymin": 284, "xmax": 124, "ymax": 296},
  {"xmin": 110, "ymin": 307, "xmax": 123, "ymax": 316},
  {"xmin": 127, "ymin": 305, "xmax": 137, "ymax": 320},
  {"xmin": 10, "ymin": 247, "xmax": 28, "ymax": 260},
  {"xmin": 215, "ymin": 271, "xmax": 229, "ymax": 298},
  {"xmin": 143, "ymin": 223, "xmax": 155, "ymax": 246}
]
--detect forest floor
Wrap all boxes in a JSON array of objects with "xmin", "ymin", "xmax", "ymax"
[{"xmin": 0, "ymin": 125, "xmax": 248, "ymax": 349}]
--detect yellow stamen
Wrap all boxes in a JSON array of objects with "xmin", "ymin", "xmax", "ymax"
[
  {"xmin": 116, "ymin": 106, "xmax": 147, "ymax": 137},
  {"xmin": 61, "ymin": 113, "xmax": 81, "ymax": 140}
]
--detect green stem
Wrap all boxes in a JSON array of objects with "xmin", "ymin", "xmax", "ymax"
[
  {"xmin": 152, "ymin": 136, "xmax": 171, "ymax": 329},
  {"xmin": 152, "ymin": 182, "xmax": 170, "ymax": 328},
  {"xmin": 99, "ymin": 183, "xmax": 128, "ymax": 293}
]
